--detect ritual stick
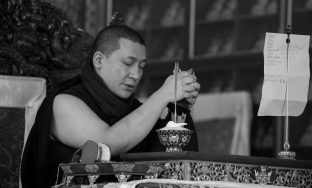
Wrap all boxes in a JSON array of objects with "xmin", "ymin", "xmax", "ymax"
[{"xmin": 174, "ymin": 62, "xmax": 179, "ymax": 123}]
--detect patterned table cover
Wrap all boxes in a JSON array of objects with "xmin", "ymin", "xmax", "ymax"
[
  {"xmin": 54, "ymin": 152, "xmax": 312, "ymax": 188},
  {"xmin": 120, "ymin": 152, "xmax": 312, "ymax": 188},
  {"xmin": 53, "ymin": 162, "xmax": 163, "ymax": 187}
]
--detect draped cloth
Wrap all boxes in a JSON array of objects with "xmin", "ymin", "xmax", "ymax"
[
  {"xmin": 192, "ymin": 92, "xmax": 252, "ymax": 156},
  {"xmin": 21, "ymin": 60, "xmax": 198, "ymax": 188},
  {"xmin": 80, "ymin": 59, "xmax": 140, "ymax": 124}
]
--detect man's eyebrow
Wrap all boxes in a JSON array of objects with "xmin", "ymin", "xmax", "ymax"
[
  {"xmin": 124, "ymin": 56, "xmax": 147, "ymax": 63},
  {"xmin": 123, "ymin": 56, "xmax": 136, "ymax": 60}
]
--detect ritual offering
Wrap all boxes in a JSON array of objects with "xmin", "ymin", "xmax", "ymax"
[
  {"xmin": 157, "ymin": 62, "xmax": 193, "ymax": 152},
  {"xmin": 159, "ymin": 121, "xmax": 188, "ymax": 130},
  {"xmin": 157, "ymin": 121, "xmax": 193, "ymax": 152}
]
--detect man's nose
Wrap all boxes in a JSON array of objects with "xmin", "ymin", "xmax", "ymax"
[{"xmin": 129, "ymin": 65, "xmax": 140, "ymax": 80}]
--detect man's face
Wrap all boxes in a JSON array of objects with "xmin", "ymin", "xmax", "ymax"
[{"xmin": 95, "ymin": 38, "xmax": 146, "ymax": 99}]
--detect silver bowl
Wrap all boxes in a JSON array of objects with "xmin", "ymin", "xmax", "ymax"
[{"xmin": 156, "ymin": 129, "xmax": 193, "ymax": 152}]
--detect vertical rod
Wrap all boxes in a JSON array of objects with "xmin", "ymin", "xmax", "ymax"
[
  {"xmin": 278, "ymin": 0, "xmax": 286, "ymax": 32},
  {"xmin": 284, "ymin": 30, "xmax": 290, "ymax": 151},
  {"xmin": 277, "ymin": 0, "xmax": 293, "ymax": 155},
  {"xmin": 284, "ymin": 0, "xmax": 292, "ymax": 151},
  {"xmin": 276, "ymin": 0, "xmax": 287, "ymax": 154},
  {"xmin": 174, "ymin": 62, "xmax": 179, "ymax": 123},
  {"xmin": 278, "ymin": 0, "xmax": 296, "ymax": 159},
  {"xmin": 188, "ymin": 0, "xmax": 196, "ymax": 59},
  {"xmin": 284, "ymin": 25, "xmax": 292, "ymax": 151},
  {"xmin": 286, "ymin": 0, "xmax": 293, "ymax": 26}
]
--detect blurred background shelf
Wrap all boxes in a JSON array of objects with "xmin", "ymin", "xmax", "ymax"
[{"xmin": 111, "ymin": 0, "xmax": 312, "ymax": 159}]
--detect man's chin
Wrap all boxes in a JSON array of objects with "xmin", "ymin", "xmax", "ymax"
[{"xmin": 117, "ymin": 91, "xmax": 133, "ymax": 99}]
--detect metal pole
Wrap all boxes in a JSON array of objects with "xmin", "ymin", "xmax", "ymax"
[{"xmin": 278, "ymin": 0, "xmax": 296, "ymax": 160}]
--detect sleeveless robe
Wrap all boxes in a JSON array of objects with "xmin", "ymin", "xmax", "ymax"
[{"xmin": 21, "ymin": 62, "xmax": 198, "ymax": 187}]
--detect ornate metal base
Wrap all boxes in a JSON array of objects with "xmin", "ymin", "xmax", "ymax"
[
  {"xmin": 166, "ymin": 146, "xmax": 182, "ymax": 152},
  {"xmin": 278, "ymin": 150, "xmax": 296, "ymax": 160},
  {"xmin": 115, "ymin": 173, "xmax": 132, "ymax": 183}
]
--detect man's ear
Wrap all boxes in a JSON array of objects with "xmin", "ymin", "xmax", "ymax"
[{"xmin": 93, "ymin": 51, "xmax": 105, "ymax": 69}]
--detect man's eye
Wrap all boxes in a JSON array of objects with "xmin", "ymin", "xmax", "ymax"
[{"xmin": 123, "ymin": 61, "xmax": 132, "ymax": 66}]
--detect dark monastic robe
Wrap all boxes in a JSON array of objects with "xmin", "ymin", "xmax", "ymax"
[{"xmin": 21, "ymin": 62, "xmax": 198, "ymax": 188}]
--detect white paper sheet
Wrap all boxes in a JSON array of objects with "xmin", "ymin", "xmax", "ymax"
[{"xmin": 258, "ymin": 32, "xmax": 310, "ymax": 116}]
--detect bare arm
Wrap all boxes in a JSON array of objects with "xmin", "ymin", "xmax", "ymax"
[{"xmin": 51, "ymin": 71, "xmax": 198, "ymax": 156}]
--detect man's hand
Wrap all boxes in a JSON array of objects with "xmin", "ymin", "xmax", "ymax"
[
  {"xmin": 157, "ymin": 70, "xmax": 200, "ymax": 106},
  {"xmin": 158, "ymin": 71, "xmax": 195, "ymax": 103},
  {"xmin": 185, "ymin": 71, "xmax": 200, "ymax": 106}
]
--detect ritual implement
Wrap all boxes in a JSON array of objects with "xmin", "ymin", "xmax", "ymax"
[{"xmin": 174, "ymin": 62, "xmax": 179, "ymax": 123}]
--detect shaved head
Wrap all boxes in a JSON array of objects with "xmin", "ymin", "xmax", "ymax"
[{"xmin": 90, "ymin": 25, "xmax": 145, "ymax": 59}]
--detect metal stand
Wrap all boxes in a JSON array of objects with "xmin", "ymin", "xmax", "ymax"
[{"xmin": 278, "ymin": 25, "xmax": 295, "ymax": 160}]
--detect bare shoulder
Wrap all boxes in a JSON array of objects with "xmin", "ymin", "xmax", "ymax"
[
  {"xmin": 51, "ymin": 94, "xmax": 108, "ymax": 148},
  {"xmin": 53, "ymin": 94, "xmax": 86, "ymax": 111},
  {"xmin": 53, "ymin": 94, "xmax": 97, "ymax": 119}
]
